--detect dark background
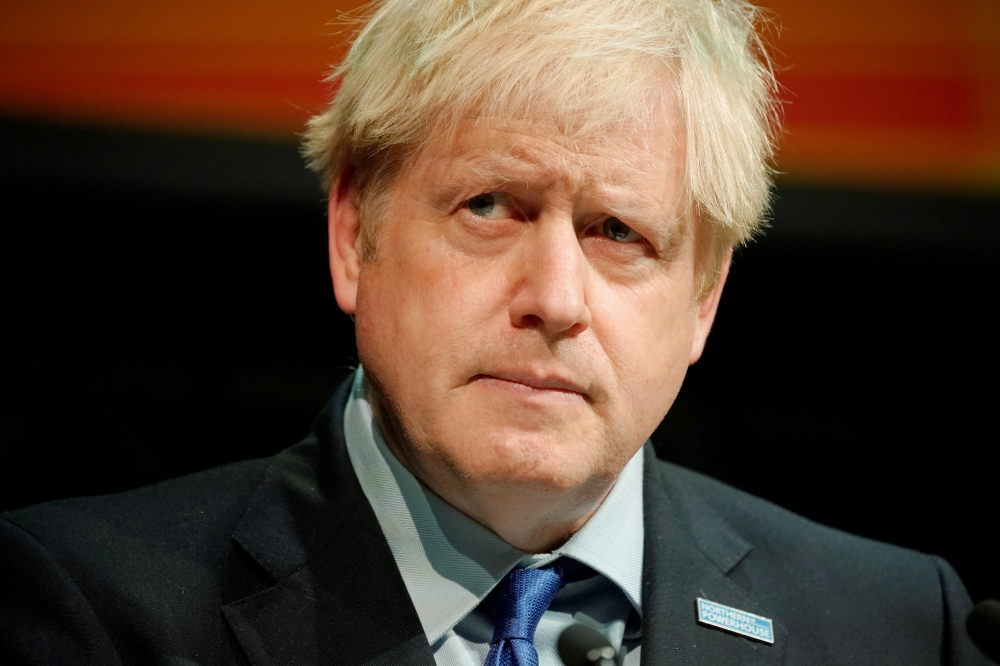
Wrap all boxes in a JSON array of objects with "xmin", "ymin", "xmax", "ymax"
[{"xmin": 1, "ymin": 117, "xmax": 997, "ymax": 603}]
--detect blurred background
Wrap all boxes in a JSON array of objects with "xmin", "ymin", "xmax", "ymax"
[{"xmin": 1, "ymin": 0, "xmax": 997, "ymax": 603}]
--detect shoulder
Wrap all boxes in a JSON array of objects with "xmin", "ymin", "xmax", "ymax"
[
  {"xmin": 1, "ymin": 377, "xmax": 353, "ymax": 560},
  {"xmin": 651, "ymin": 457, "xmax": 945, "ymax": 592},
  {"xmin": 652, "ymin": 457, "xmax": 934, "ymax": 578},
  {"xmin": 2, "ymin": 456, "xmax": 271, "ymax": 559},
  {"xmin": 0, "ymin": 385, "xmax": 355, "ymax": 665},
  {"xmin": 0, "ymin": 456, "xmax": 276, "ymax": 664},
  {"xmin": 649, "ymin": 457, "xmax": 981, "ymax": 664},
  {"xmin": 0, "ymin": 405, "xmax": 341, "ymax": 562}
]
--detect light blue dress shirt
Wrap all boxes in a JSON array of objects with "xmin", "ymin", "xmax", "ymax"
[{"xmin": 342, "ymin": 368, "xmax": 644, "ymax": 666}]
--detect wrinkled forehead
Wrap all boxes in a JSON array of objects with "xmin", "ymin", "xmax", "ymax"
[
  {"xmin": 426, "ymin": 118, "xmax": 680, "ymax": 186},
  {"xmin": 394, "ymin": 106, "xmax": 690, "ymax": 239}
]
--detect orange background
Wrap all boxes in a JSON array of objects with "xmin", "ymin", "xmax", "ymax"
[{"xmin": 2, "ymin": 0, "xmax": 998, "ymax": 193}]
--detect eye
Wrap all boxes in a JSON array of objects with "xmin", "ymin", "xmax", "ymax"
[
  {"xmin": 466, "ymin": 192, "xmax": 515, "ymax": 219},
  {"xmin": 601, "ymin": 217, "xmax": 642, "ymax": 242}
]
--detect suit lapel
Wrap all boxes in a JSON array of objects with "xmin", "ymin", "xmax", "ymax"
[
  {"xmin": 222, "ymin": 378, "xmax": 435, "ymax": 666},
  {"xmin": 641, "ymin": 444, "xmax": 787, "ymax": 666}
]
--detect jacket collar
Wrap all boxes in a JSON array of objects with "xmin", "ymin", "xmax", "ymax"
[
  {"xmin": 222, "ymin": 377, "xmax": 436, "ymax": 666},
  {"xmin": 640, "ymin": 442, "xmax": 787, "ymax": 665}
]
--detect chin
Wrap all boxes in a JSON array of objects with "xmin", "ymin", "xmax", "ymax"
[{"xmin": 443, "ymin": 427, "xmax": 611, "ymax": 493}]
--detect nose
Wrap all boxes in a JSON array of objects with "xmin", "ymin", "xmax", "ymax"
[{"xmin": 508, "ymin": 216, "xmax": 592, "ymax": 338}]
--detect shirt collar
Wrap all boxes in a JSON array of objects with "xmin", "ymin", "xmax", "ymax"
[{"xmin": 342, "ymin": 367, "xmax": 644, "ymax": 644}]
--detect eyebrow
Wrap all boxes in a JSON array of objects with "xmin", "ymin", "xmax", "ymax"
[{"xmin": 428, "ymin": 151, "xmax": 548, "ymax": 208}]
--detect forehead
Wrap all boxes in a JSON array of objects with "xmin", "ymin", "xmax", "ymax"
[{"xmin": 402, "ymin": 105, "xmax": 686, "ymax": 212}]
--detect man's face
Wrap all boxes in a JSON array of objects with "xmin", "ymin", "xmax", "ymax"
[{"xmin": 332, "ymin": 107, "xmax": 725, "ymax": 500}]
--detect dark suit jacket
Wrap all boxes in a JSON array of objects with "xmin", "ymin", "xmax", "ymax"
[{"xmin": 0, "ymin": 378, "xmax": 989, "ymax": 665}]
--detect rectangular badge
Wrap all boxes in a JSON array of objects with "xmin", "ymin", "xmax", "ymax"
[{"xmin": 696, "ymin": 598, "xmax": 775, "ymax": 644}]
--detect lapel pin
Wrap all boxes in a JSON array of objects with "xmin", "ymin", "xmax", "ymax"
[{"xmin": 696, "ymin": 598, "xmax": 775, "ymax": 644}]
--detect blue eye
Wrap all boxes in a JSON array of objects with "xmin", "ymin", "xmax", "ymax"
[
  {"xmin": 466, "ymin": 192, "xmax": 518, "ymax": 219},
  {"xmin": 468, "ymin": 193, "xmax": 498, "ymax": 217},
  {"xmin": 602, "ymin": 218, "xmax": 641, "ymax": 242}
]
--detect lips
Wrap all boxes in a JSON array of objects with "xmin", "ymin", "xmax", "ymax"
[{"xmin": 471, "ymin": 371, "xmax": 588, "ymax": 398}]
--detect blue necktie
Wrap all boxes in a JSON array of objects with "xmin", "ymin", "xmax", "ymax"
[{"xmin": 483, "ymin": 559, "xmax": 578, "ymax": 666}]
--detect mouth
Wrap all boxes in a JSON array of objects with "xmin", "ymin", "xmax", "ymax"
[{"xmin": 470, "ymin": 371, "xmax": 589, "ymax": 401}]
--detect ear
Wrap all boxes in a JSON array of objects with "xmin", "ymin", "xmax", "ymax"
[
  {"xmin": 689, "ymin": 248, "xmax": 732, "ymax": 365},
  {"xmin": 328, "ymin": 168, "xmax": 363, "ymax": 315}
]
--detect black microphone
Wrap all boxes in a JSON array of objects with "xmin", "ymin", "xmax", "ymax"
[
  {"xmin": 968, "ymin": 599, "xmax": 1000, "ymax": 663},
  {"xmin": 557, "ymin": 623, "xmax": 620, "ymax": 666}
]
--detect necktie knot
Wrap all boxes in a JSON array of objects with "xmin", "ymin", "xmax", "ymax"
[
  {"xmin": 484, "ymin": 558, "xmax": 580, "ymax": 666},
  {"xmin": 498, "ymin": 618, "xmax": 527, "ymax": 641}
]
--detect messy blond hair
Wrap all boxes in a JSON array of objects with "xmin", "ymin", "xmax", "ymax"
[{"xmin": 303, "ymin": 0, "xmax": 779, "ymax": 298}]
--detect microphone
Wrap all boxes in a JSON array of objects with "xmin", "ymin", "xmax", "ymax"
[
  {"xmin": 967, "ymin": 599, "xmax": 1000, "ymax": 663},
  {"xmin": 557, "ymin": 623, "xmax": 620, "ymax": 666}
]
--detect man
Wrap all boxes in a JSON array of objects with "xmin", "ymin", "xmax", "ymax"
[{"xmin": 0, "ymin": 0, "xmax": 990, "ymax": 664}]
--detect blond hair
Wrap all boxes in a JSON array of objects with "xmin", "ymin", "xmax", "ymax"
[{"xmin": 303, "ymin": 0, "xmax": 779, "ymax": 298}]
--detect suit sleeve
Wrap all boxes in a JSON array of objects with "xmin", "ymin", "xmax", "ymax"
[
  {"xmin": 0, "ymin": 517, "xmax": 123, "ymax": 666},
  {"xmin": 933, "ymin": 555, "xmax": 995, "ymax": 665}
]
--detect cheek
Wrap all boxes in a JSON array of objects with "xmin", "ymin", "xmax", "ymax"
[
  {"xmin": 355, "ymin": 233, "xmax": 508, "ymax": 386},
  {"xmin": 593, "ymin": 275, "xmax": 697, "ymax": 429}
]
